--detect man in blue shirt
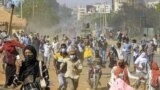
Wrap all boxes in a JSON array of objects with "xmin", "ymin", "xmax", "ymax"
[
  {"xmin": 23, "ymin": 35, "xmax": 31, "ymax": 46},
  {"xmin": 123, "ymin": 39, "xmax": 131, "ymax": 67}
]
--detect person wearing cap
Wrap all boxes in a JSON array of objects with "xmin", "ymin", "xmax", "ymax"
[
  {"xmin": 60, "ymin": 49, "xmax": 82, "ymax": 90},
  {"xmin": 53, "ymin": 44, "xmax": 69, "ymax": 90}
]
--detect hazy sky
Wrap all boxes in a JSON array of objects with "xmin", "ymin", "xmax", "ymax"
[{"xmin": 57, "ymin": 0, "xmax": 110, "ymax": 8}]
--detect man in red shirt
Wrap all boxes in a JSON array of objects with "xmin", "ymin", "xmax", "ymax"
[{"xmin": 0, "ymin": 32, "xmax": 25, "ymax": 88}]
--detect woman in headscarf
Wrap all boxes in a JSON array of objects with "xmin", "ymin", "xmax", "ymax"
[
  {"xmin": 13, "ymin": 45, "xmax": 50, "ymax": 90},
  {"xmin": 150, "ymin": 60, "xmax": 160, "ymax": 90},
  {"xmin": 107, "ymin": 59, "xmax": 139, "ymax": 89},
  {"xmin": 114, "ymin": 60, "xmax": 130, "ymax": 84}
]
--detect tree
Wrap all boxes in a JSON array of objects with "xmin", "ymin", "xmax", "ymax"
[
  {"xmin": 156, "ymin": 3, "xmax": 160, "ymax": 12},
  {"xmin": 108, "ymin": 3, "xmax": 160, "ymax": 34},
  {"xmin": 15, "ymin": 0, "xmax": 59, "ymax": 27}
]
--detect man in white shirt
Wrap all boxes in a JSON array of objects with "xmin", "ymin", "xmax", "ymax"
[
  {"xmin": 43, "ymin": 40, "xmax": 52, "ymax": 68},
  {"xmin": 134, "ymin": 52, "xmax": 148, "ymax": 89},
  {"xmin": 116, "ymin": 42, "xmax": 124, "ymax": 60},
  {"xmin": 52, "ymin": 37, "xmax": 60, "ymax": 54},
  {"xmin": 132, "ymin": 39, "xmax": 139, "ymax": 72}
]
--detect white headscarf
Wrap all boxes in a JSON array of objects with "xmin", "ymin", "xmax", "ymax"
[{"xmin": 135, "ymin": 52, "xmax": 146, "ymax": 62}]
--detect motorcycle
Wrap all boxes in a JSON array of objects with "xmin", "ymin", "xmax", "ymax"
[{"xmin": 88, "ymin": 64, "xmax": 101, "ymax": 90}]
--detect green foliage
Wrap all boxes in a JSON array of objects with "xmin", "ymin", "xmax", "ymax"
[
  {"xmin": 108, "ymin": 3, "xmax": 160, "ymax": 33},
  {"xmin": 156, "ymin": 3, "xmax": 160, "ymax": 12},
  {"xmin": 59, "ymin": 5, "xmax": 72, "ymax": 20},
  {"xmin": 15, "ymin": 0, "xmax": 60, "ymax": 27}
]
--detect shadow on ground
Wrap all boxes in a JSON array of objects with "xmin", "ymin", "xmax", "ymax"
[
  {"xmin": 0, "ymin": 84, "xmax": 20, "ymax": 90},
  {"xmin": 97, "ymin": 87, "xmax": 107, "ymax": 90}
]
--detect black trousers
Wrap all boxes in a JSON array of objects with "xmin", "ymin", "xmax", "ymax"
[{"xmin": 5, "ymin": 64, "xmax": 16, "ymax": 86}]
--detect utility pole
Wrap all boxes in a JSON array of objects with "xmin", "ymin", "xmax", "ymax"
[
  {"xmin": 8, "ymin": 4, "xmax": 15, "ymax": 35},
  {"xmin": 20, "ymin": 0, "xmax": 22, "ymax": 18},
  {"xmin": 104, "ymin": 3, "xmax": 107, "ymax": 29},
  {"xmin": 102, "ymin": 3, "xmax": 105, "ymax": 30},
  {"xmin": 32, "ymin": 0, "xmax": 35, "ymax": 16}
]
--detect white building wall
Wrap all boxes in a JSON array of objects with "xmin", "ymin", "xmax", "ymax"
[
  {"xmin": 77, "ymin": 6, "xmax": 87, "ymax": 21},
  {"xmin": 94, "ymin": 3, "xmax": 112, "ymax": 13},
  {"xmin": 76, "ymin": 3, "xmax": 112, "ymax": 20},
  {"xmin": 146, "ymin": 1, "xmax": 159, "ymax": 8}
]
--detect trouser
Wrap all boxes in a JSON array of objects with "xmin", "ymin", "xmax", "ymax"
[
  {"xmin": 142, "ymin": 45, "xmax": 146, "ymax": 51},
  {"xmin": 135, "ymin": 72, "xmax": 148, "ymax": 88},
  {"xmin": 148, "ymin": 54, "xmax": 154, "ymax": 63},
  {"xmin": 108, "ymin": 59, "xmax": 116, "ymax": 68},
  {"xmin": 100, "ymin": 49, "xmax": 106, "ymax": 64},
  {"xmin": 123, "ymin": 52, "xmax": 131, "ymax": 66},
  {"xmin": 133, "ymin": 55, "xmax": 139, "ymax": 72},
  {"xmin": 58, "ymin": 73, "xmax": 66, "ymax": 89},
  {"xmin": 65, "ymin": 77, "xmax": 79, "ymax": 90},
  {"xmin": 44, "ymin": 55, "xmax": 51, "ymax": 68},
  {"xmin": 5, "ymin": 64, "xmax": 16, "ymax": 86}
]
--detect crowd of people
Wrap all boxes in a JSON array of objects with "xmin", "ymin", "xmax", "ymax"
[{"xmin": 0, "ymin": 30, "xmax": 160, "ymax": 90}]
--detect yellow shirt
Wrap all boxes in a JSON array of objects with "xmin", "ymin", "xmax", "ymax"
[
  {"xmin": 83, "ymin": 46, "xmax": 93, "ymax": 59},
  {"xmin": 53, "ymin": 53, "xmax": 69, "ymax": 73}
]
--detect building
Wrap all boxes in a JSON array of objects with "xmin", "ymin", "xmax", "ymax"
[
  {"xmin": 0, "ymin": 6, "xmax": 27, "ymax": 33},
  {"xmin": 77, "ymin": 6, "xmax": 87, "ymax": 21},
  {"xmin": 112, "ymin": 0, "xmax": 124, "ymax": 12},
  {"xmin": 146, "ymin": 0, "xmax": 159, "ymax": 8},
  {"xmin": 76, "ymin": 3, "xmax": 112, "ymax": 20},
  {"xmin": 94, "ymin": 3, "xmax": 112, "ymax": 14},
  {"xmin": 1, "ymin": 0, "xmax": 22, "ymax": 8},
  {"xmin": 86, "ymin": 5, "xmax": 96, "ymax": 14},
  {"xmin": 112, "ymin": 0, "xmax": 133, "ymax": 12}
]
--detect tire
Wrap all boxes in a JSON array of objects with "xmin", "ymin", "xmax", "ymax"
[{"xmin": 93, "ymin": 74, "xmax": 99, "ymax": 90}]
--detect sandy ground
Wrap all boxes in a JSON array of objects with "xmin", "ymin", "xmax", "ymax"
[
  {"xmin": 0, "ymin": 40, "xmax": 157, "ymax": 90},
  {"xmin": 0, "ymin": 54, "xmax": 146, "ymax": 90}
]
